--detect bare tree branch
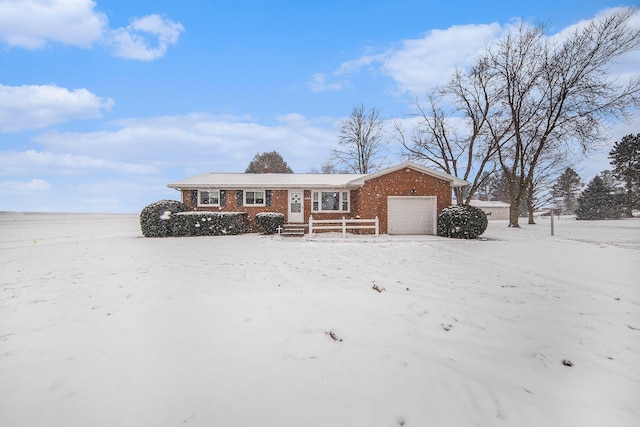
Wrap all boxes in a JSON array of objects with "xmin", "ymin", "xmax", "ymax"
[{"xmin": 333, "ymin": 104, "xmax": 388, "ymax": 174}]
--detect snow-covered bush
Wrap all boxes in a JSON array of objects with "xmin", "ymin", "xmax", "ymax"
[
  {"xmin": 437, "ymin": 205, "xmax": 488, "ymax": 239},
  {"xmin": 172, "ymin": 212, "xmax": 249, "ymax": 236},
  {"xmin": 255, "ymin": 212, "xmax": 285, "ymax": 234},
  {"xmin": 140, "ymin": 200, "xmax": 187, "ymax": 237},
  {"xmin": 141, "ymin": 201, "xmax": 249, "ymax": 237}
]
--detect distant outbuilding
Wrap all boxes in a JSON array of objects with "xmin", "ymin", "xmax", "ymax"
[{"xmin": 469, "ymin": 200, "xmax": 511, "ymax": 220}]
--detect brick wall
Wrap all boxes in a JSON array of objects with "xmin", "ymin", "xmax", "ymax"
[
  {"xmin": 302, "ymin": 189, "xmax": 359, "ymax": 222},
  {"xmin": 179, "ymin": 167, "xmax": 454, "ymax": 234},
  {"xmin": 181, "ymin": 189, "xmax": 289, "ymax": 232},
  {"xmin": 353, "ymin": 167, "xmax": 453, "ymax": 234}
]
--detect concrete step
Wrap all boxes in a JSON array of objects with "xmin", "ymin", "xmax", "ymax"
[{"xmin": 280, "ymin": 223, "xmax": 307, "ymax": 237}]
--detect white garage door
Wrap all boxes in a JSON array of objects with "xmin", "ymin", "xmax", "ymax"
[{"xmin": 387, "ymin": 196, "xmax": 437, "ymax": 235}]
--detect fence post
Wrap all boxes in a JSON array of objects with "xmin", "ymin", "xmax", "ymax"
[
  {"xmin": 375, "ymin": 216, "xmax": 379, "ymax": 236},
  {"xmin": 342, "ymin": 217, "xmax": 346, "ymax": 237},
  {"xmin": 309, "ymin": 215, "xmax": 313, "ymax": 235}
]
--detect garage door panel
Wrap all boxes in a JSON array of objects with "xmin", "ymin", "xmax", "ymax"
[{"xmin": 388, "ymin": 196, "xmax": 436, "ymax": 235}]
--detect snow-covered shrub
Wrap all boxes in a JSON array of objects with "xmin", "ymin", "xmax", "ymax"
[
  {"xmin": 140, "ymin": 200, "xmax": 187, "ymax": 237},
  {"xmin": 172, "ymin": 212, "xmax": 249, "ymax": 236},
  {"xmin": 437, "ymin": 205, "xmax": 488, "ymax": 239},
  {"xmin": 255, "ymin": 212, "xmax": 285, "ymax": 234}
]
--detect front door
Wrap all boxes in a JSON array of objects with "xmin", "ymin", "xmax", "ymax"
[{"xmin": 288, "ymin": 189, "xmax": 304, "ymax": 223}]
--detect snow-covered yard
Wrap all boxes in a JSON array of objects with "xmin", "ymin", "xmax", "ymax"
[{"xmin": 1, "ymin": 213, "xmax": 638, "ymax": 427}]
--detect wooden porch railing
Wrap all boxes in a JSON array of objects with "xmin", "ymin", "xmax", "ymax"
[{"xmin": 308, "ymin": 216, "xmax": 379, "ymax": 237}]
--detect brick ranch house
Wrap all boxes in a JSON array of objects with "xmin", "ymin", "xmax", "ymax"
[{"xmin": 167, "ymin": 161, "xmax": 468, "ymax": 235}]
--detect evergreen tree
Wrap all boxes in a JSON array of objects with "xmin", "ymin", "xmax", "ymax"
[
  {"xmin": 474, "ymin": 171, "xmax": 495, "ymax": 201},
  {"xmin": 599, "ymin": 169, "xmax": 619, "ymax": 189},
  {"xmin": 552, "ymin": 167, "xmax": 582, "ymax": 214},
  {"xmin": 487, "ymin": 172, "xmax": 511, "ymax": 203},
  {"xmin": 575, "ymin": 173, "xmax": 623, "ymax": 220},
  {"xmin": 609, "ymin": 133, "xmax": 640, "ymax": 217},
  {"xmin": 245, "ymin": 151, "xmax": 293, "ymax": 173}
]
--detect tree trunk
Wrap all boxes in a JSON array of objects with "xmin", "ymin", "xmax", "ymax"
[
  {"xmin": 527, "ymin": 181, "xmax": 536, "ymax": 224},
  {"xmin": 508, "ymin": 198, "xmax": 520, "ymax": 227},
  {"xmin": 453, "ymin": 187, "xmax": 464, "ymax": 206},
  {"xmin": 507, "ymin": 174, "xmax": 521, "ymax": 227},
  {"xmin": 527, "ymin": 206, "xmax": 536, "ymax": 224},
  {"xmin": 508, "ymin": 207, "xmax": 520, "ymax": 227}
]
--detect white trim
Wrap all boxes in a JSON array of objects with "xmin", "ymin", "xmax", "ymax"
[
  {"xmin": 167, "ymin": 162, "xmax": 469, "ymax": 190},
  {"xmin": 244, "ymin": 189, "xmax": 266, "ymax": 206},
  {"xmin": 197, "ymin": 189, "xmax": 220, "ymax": 207},
  {"xmin": 169, "ymin": 173, "xmax": 365, "ymax": 190},
  {"xmin": 311, "ymin": 189, "xmax": 350, "ymax": 213},
  {"xmin": 308, "ymin": 216, "xmax": 379, "ymax": 237},
  {"xmin": 168, "ymin": 161, "xmax": 467, "ymax": 190},
  {"xmin": 287, "ymin": 189, "xmax": 304, "ymax": 223}
]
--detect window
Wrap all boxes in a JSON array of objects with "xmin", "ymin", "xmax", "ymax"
[
  {"xmin": 312, "ymin": 190, "xmax": 350, "ymax": 212},
  {"xmin": 244, "ymin": 190, "xmax": 266, "ymax": 206},
  {"xmin": 198, "ymin": 189, "xmax": 220, "ymax": 206}
]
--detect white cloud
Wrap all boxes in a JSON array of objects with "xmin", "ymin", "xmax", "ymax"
[
  {"xmin": 0, "ymin": 150, "xmax": 160, "ymax": 175},
  {"xmin": 33, "ymin": 113, "xmax": 338, "ymax": 172},
  {"xmin": 380, "ymin": 23, "xmax": 503, "ymax": 93},
  {"xmin": 308, "ymin": 73, "xmax": 343, "ymax": 92},
  {"xmin": 0, "ymin": 84, "xmax": 114, "ymax": 132},
  {"xmin": 0, "ymin": 178, "xmax": 51, "ymax": 194},
  {"xmin": 335, "ymin": 53, "xmax": 388, "ymax": 75},
  {"xmin": 0, "ymin": 0, "xmax": 107, "ymax": 49},
  {"xmin": 310, "ymin": 23, "xmax": 503, "ymax": 95},
  {"xmin": 0, "ymin": 0, "xmax": 183, "ymax": 60},
  {"xmin": 108, "ymin": 14, "xmax": 185, "ymax": 61},
  {"xmin": 308, "ymin": 54, "xmax": 388, "ymax": 93},
  {"xmin": 550, "ymin": 7, "xmax": 640, "ymax": 83},
  {"xmin": 314, "ymin": 7, "xmax": 639, "ymax": 96}
]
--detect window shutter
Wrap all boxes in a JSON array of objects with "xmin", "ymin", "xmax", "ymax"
[
  {"xmin": 190, "ymin": 190, "xmax": 198, "ymax": 207},
  {"xmin": 266, "ymin": 190, "xmax": 272, "ymax": 207},
  {"xmin": 236, "ymin": 190, "xmax": 243, "ymax": 206},
  {"xmin": 220, "ymin": 190, "xmax": 226, "ymax": 207}
]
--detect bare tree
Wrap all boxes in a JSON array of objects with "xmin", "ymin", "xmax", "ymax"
[
  {"xmin": 309, "ymin": 160, "xmax": 339, "ymax": 174},
  {"xmin": 395, "ymin": 68, "xmax": 502, "ymax": 204},
  {"xmin": 523, "ymin": 148, "xmax": 570, "ymax": 223},
  {"xmin": 245, "ymin": 151, "xmax": 293, "ymax": 173},
  {"xmin": 482, "ymin": 9, "xmax": 640, "ymax": 227},
  {"xmin": 333, "ymin": 104, "xmax": 387, "ymax": 174}
]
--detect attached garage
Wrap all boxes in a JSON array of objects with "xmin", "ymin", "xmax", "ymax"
[
  {"xmin": 387, "ymin": 196, "xmax": 437, "ymax": 235},
  {"xmin": 169, "ymin": 161, "xmax": 468, "ymax": 235}
]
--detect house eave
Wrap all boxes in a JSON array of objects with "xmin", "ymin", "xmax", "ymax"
[
  {"xmin": 167, "ymin": 183, "xmax": 363, "ymax": 191},
  {"xmin": 167, "ymin": 162, "xmax": 469, "ymax": 191}
]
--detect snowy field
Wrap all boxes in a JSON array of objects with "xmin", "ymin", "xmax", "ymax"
[{"xmin": 1, "ymin": 212, "xmax": 639, "ymax": 427}]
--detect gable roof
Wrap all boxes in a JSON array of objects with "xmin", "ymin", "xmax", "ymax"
[
  {"xmin": 167, "ymin": 161, "xmax": 468, "ymax": 190},
  {"xmin": 349, "ymin": 161, "xmax": 468, "ymax": 187}
]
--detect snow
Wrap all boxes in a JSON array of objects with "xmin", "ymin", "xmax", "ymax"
[
  {"xmin": 256, "ymin": 212, "xmax": 285, "ymax": 217},
  {"xmin": 176, "ymin": 211, "xmax": 244, "ymax": 216},
  {"xmin": 1, "ymin": 212, "xmax": 639, "ymax": 427}
]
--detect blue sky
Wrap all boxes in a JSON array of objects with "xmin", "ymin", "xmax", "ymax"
[{"xmin": 1, "ymin": 0, "xmax": 638, "ymax": 213}]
